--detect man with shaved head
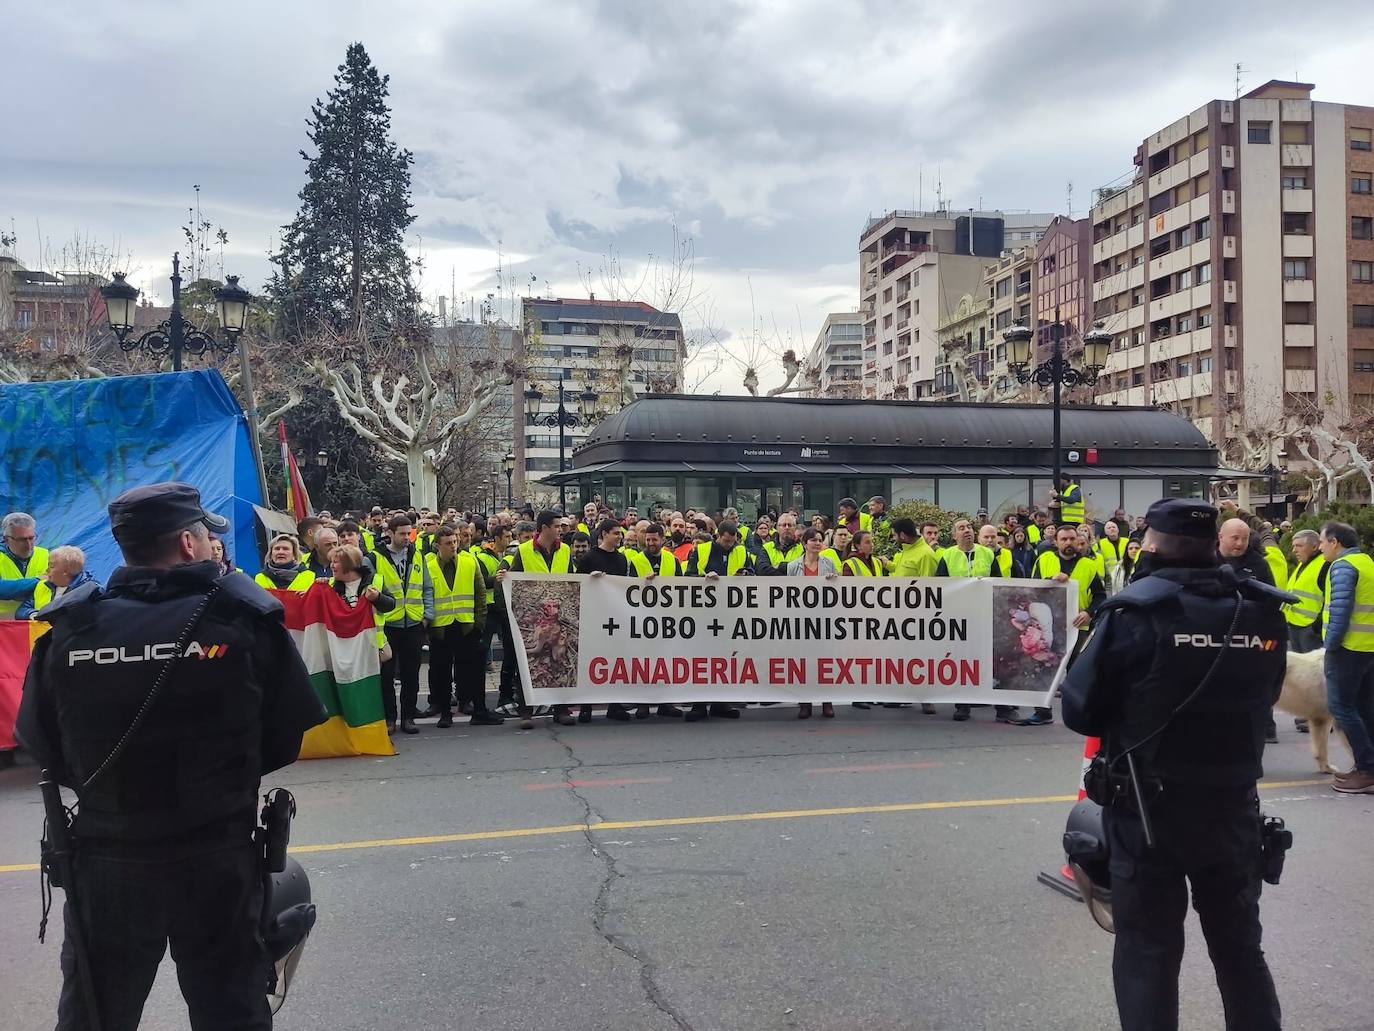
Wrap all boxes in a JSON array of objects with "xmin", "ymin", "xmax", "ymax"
[{"xmin": 1217, "ymin": 517, "xmax": 1275, "ymax": 585}]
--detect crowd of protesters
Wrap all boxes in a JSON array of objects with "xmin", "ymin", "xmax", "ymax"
[{"xmin": 10, "ymin": 475, "xmax": 1368, "ymax": 787}]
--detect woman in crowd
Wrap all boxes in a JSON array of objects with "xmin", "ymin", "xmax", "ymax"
[
  {"xmin": 843, "ymin": 530, "xmax": 885, "ymax": 576},
  {"xmin": 329, "ymin": 544, "xmax": 397, "ymax": 665},
  {"xmin": 209, "ymin": 535, "xmax": 237, "ymax": 576},
  {"xmin": 1115, "ymin": 538, "xmax": 1143, "ymax": 592},
  {"xmin": 255, "ymin": 534, "xmax": 315, "ymax": 591},
  {"xmin": 1009, "ymin": 526, "xmax": 1036, "ymax": 578},
  {"xmin": 788, "ymin": 528, "xmax": 839, "ymax": 719}
]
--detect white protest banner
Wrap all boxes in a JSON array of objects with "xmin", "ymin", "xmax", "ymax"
[{"xmin": 504, "ymin": 574, "xmax": 1078, "ymax": 707}]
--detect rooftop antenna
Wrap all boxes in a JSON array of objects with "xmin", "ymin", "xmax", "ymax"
[
  {"xmin": 935, "ymin": 166, "xmax": 944, "ymax": 215},
  {"xmin": 1066, "ymin": 180, "xmax": 1074, "ymax": 219},
  {"xmin": 1234, "ymin": 61, "xmax": 1247, "ymax": 100},
  {"xmin": 919, "ymin": 165, "xmax": 923, "ymax": 212}
]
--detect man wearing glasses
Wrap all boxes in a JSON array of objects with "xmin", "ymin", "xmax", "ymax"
[{"xmin": 0, "ymin": 512, "xmax": 46, "ymax": 620}]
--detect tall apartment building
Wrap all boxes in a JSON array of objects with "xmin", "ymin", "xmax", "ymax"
[
  {"xmin": 858, "ymin": 210, "xmax": 1054, "ymax": 399},
  {"xmin": 1091, "ymin": 80, "xmax": 1374, "ymax": 451},
  {"xmin": 518, "ymin": 297, "xmax": 684, "ymax": 495},
  {"xmin": 803, "ymin": 311, "xmax": 864, "ymax": 398}
]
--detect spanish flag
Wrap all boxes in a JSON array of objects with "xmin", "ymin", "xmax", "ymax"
[
  {"xmin": 0, "ymin": 621, "xmax": 48, "ymax": 750},
  {"xmin": 273, "ymin": 584, "xmax": 395, "ymax": 759}
]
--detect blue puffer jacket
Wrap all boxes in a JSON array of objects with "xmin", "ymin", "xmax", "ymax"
[
  {"xmin": 15, "ymin": 569, "xmax": 96, "ymax": 621},
  {"xmin": 1323, "ymin": 547, "xmax": 1363, "ymax": 649}
]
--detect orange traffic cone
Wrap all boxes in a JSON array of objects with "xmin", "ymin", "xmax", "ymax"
[{"xmin": 1037, "ymin": 735, "xmax": 1100, "ymax": 900}]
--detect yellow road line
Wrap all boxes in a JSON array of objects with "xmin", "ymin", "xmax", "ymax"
[{"xmin": 0, "ymin": 778, "xmax": 1329, "ymax": 874}]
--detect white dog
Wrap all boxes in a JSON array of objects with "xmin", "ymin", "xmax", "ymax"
[{"xmin": 1276, "ymin": 649, "xmax": 1351, "ymax": 775}]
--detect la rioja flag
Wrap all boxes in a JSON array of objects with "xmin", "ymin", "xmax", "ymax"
[{"xmin": 278, "ymin": 420, "xmax": 313, "ymax": 519}]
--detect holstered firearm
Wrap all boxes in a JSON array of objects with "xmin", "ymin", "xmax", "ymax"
[{"xmin": 39, "ymin": 769, "xmax": 102, "ymax": 1031}]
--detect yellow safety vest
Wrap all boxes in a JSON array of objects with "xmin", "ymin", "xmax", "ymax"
[
  {"xmin": 0, "ymin": 546, "xmax": 48, "ymax": 620},
  {"xmin": 474, "ymin": 548, "xmax": 500, "ymax": 604},
  {"xmin": 1026, "ymin": 524, "xmax": 1041, "ymax": 544},
  {"xmin": 1284, "ymin": 556, "xmax": 1327, "ymax": 628},
  {"xmin": 1033, "ymin": 551, "xmax": 1097, "ymax": 610},
  {"xmin": 254, "ymin": 570, "xmax": 317, "ymax": 592},
  {"xmin": 577, "ymin": 522, "xmax": 590, "ymax": 535},
  {"xmin": 1264, "ymin": 545, "xmax": 1289, "ymax": 588},
  {"xmin": 1059, "ymin": 483, "xmax": 1085, "ymax": 525},
  {"xmin": 938, "ymin": 544, "xmax": 994, "ymax": 578},
  {"xmin": 695, "ymin": 542, "xmax": 748, "ymax": 576},
  {"xmin": 518, "ymin": 538, "xmax": 572, "ymax": 574},
  {"xmin": 427, "ymin": 552, "xmax": 477, "ymax": 626},
  {"xmin": 845, "ymin": 556, "xmax": 885, "ymax": 576},
  {"xmin": 1324, "ymin": 551, "xmax": 1374, "ymax": 652},
  {"xmin": 373, "ymin": 548, "xmax": 424, "ymax": 623},
  {"xmin": 762, "ymin": 540, "xmax": 804, "ymax": 568},
  {"xmin": 628, "ymin": 549, "xmax": 678, "ymax": 576},
  {"xmin": 31, "ymin": 580, "xmax": 54, "ymax": 613},
  {"xmin": 820, "ymin": 547, "xmax": 843, "ymax": 569},
  {"xmin": 1096, "ymin": 537, "xmax": 1128, "ymax": 580},
  {"xmin": 993, "ymin": 548, "xmax": 1013, "ymax": 577},
  {"xmin": 891, "ymin": 540, "xmax": 937, "ymax": 578}
]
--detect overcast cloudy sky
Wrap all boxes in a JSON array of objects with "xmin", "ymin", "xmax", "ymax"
[{"xmin": 5, "ymin": 0, "xmax": 1373, "ymax": 392}]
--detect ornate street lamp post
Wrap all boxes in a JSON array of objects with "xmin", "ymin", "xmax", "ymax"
[
  {"xmin": 524, "ymin": 382, "xmax": 597, "ymax": 511},
  {"xmin": 100, "ymin": 254, "xmax": 248, "ymax": 371},
  {"xmin": 1004, "ymin": 315, "xmax": 1111, "ymax": 509},
  {"xmin": 502, "ymin": 451, "xmax": 516, "ymax": 510}
]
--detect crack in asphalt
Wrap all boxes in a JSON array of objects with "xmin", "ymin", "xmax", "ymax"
[{"xmin": 549, "ymin": 723, "xmax": 696, "ymax": 1031}]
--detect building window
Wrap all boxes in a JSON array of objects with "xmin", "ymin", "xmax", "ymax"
[
  {"xmin": 1199, "ymin": 355, "xmax": 1213, "ymax": 372},
  {"xmin": 1281, "ymin": 172, "xmax": 1309, "ymax": 190},
  {"xmin": 16, "ymin": 310, "xmax": 32, "ymax": 330},
  {"xmin": 1177, "ymin": 359, "xmax": 1193, "ymax": 377},
  {"xmin": 1353, "ymin": 128, "xmax": 1372, "ymax": 152},
  {"xmin": 1196, "ymin": 263, "xmax": 1212, "ymax": 284},
  {"xmin": 1355, "ymin": 349, "xmax": 1374, "ymax": 372},
  {"xmin": 1247, "ymin": 121, "xmax": 1272, "ymax": 144},
  {"xmin": 1285, "ymin": 302, "xmax": 1313, "ymax": 325},
  {"xmin": 1177, "ymin": 269, "xmax": 1193, "ymax": 290},
  {"xmin": 1197, "ymin": 309, "xmax": 1213, "ymax": 329},
  {"xmin": 1282, "ymin": 212, "xmax": 1310, "ymax": 235},
  {"xmin": 1355, "ymin": 305, "xmax": 1374, "ymax": 328},
  {"xmin": 1177, "ymin": 314, "xmax": 1193, "ymax": 333},
  {"xmin": 1280, "ymin": 121, "xmax": 1311, "ymax": 145},
  {"xmin": 1355, "ymin": 262, "xmax": 1374, "ymax": 284},
  {"xmin": 1354, "ymin": 217, "xmax": 1374, "ymax": 240},
  {"xmin": 1283, "ymin": 259, "xmax": 1310, "ymax": 280},
  {"xmin": 1131, "ymin": 371, "xmax": 1144, "ymax": 386},
  {"xmin": 1353, "ymin": 175, "xmax": 1373, "ymax": 195}
]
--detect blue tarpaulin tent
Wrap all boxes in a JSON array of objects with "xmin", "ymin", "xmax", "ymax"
[{"xmin": 0, "ymin": 370, "xmax": 265, "ymax": 581}]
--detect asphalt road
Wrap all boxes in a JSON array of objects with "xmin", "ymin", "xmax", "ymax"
[{"xmin": 1, "ymin": 702, "xmax": 1369, "ymax": 1031}]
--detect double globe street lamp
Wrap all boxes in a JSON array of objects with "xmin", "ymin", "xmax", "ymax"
[
  {"xmin": 101, "ymin": 253, "xmax": 271, "ymax": 505},
  {"xmin": 525, "ymin": 382, "xmax": 597, "ymax": 512},
  {"xmin": 502, "ymin": 451, "xmax": 516, "ymax": 510},
  {"xmin": 1002, "ymin": 317, "xmax": 1112, "ymax": 514},
  {"xmin": 100, "ymin": 253, "xmax": 249, "ymax": 371}
]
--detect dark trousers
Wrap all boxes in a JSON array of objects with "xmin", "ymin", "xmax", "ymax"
[
  {"xmin": 1323, "ymin": 646, "xmax": 1374, "ymax": 772},
  {"xmin": 1104, "ymin": 788, "xmax": 1280, "ymax": 1031},
  {"xmin": 429, "ymin": 625, "xmax": 489, "ymax": 713},
  {"xmin": 1288, "ymin": 622, "xmax": 1322, "ymax": 654},
  {"xmin": 493, "ymin": 615, "xmax": 520, "ymax": 705},
  {"xmin": 381, "ymin": 623, "xmax": 426, "ymax": 721},
  {"xmin": 57, "ymin": 843, "xmax": 269, "ymax": 1031}
]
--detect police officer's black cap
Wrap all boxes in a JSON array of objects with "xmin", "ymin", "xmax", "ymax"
[
  {"xmin": 1144, "ymin": 498, "xmax": 1217, "ymax": 540},
  {"xmin": 108, "ymin": 481, "xmax": 229, "ymax": 541}
]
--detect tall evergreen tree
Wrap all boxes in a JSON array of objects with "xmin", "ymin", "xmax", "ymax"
[{"xmin": 272, "ymin": 42, "xmax": 418, "ymax": 337}]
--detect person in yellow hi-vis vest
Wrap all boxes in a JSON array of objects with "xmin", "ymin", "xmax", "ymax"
[
  {"xmin": 495, "ymin": 510, "xmax": 577, "ymax": 729},
  {"xmin": 0, "ymin": 512, "xmax": 48, "ymax": 620},
  {"xmin": 17, "ymin": 546, "xmax": 96, "ymax": 619},
  {"xmin": 425, "ymin": 525, "xmax": 501, "ymax": 729},
  {"xmin": 1318, "ymin": 520, "xmax": 1374, "ymax": 793},
  {"xmin": 372, "ymin": 514, "xmax": 431, "ymax": 735},
  {"xmin": 1054, "ymin": 473, "xmax": 1085, "ymax": 526},
  {"xmin": 1023, "ymin": 524, "xmax": 1105, "ymax": 726},
  {"xmin": 255, "ymin": 535, "xmax": 317, "ymax": 592}
]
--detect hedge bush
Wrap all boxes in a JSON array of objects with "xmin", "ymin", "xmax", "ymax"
[{"xmin": 871, "ymin": 500, "xmax": 971, "ymax": 558}]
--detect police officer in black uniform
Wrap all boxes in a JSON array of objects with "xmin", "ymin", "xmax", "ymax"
[
  {"xmin": 1061, "ymin": 499, "xmax": 1286, "ymax": 1031},
  {"xmin": 16, "ymin": 482, "xmax": 326, "ymax": 1030}
]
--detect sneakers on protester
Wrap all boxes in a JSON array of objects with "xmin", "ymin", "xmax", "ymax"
[
  {"xmin": 577, "ymin": 707, "xmax": 593, "ymax": 724},
  {"xmin": 469, "ymin": 710, "xmax": 505, "ymax": 726},
  {"xmin": 656, "ymin": 704, "xmax": 685, "ymax": 718},
  {"xmin": 605, "ymin": 704, "xmax": 633, "ymax": 721},
  {"xmin": 1333, "ymin": 770, "xmax": 1374, "ymax": 793},
  {"xmin": 436, "ymin": 714, "xmax": 453, "ymax": 728},
  {"xmin": 400, "ymin": 719, "xmax": 420, "ymax": 735},
  {"xmin": 952, "ymin": 706, "xmax": 971, "ymax": 722},
  {"xmin": 551, "ymin": 708, "xmax": 576, "ymax": 727}
]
